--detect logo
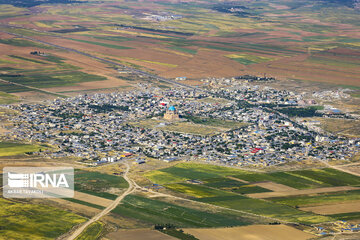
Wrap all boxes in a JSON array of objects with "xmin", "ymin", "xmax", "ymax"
[{"xmin": 3, "ymin": 167, "xmax": 74, "ymax": 198}]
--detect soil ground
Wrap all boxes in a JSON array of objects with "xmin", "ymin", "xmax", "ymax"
[
  {"xmin": 184, "ymin": 225, "xmax": 315, "ymax": 240},
  {"xmin": 247, "ymin": 186, "xmax": 360, "ymax": 199},
  {"xmin": 106, "ymin": 228, "xmax": 177, "ymax": 240},
  {"xmin": 300, "ymin": 201, "xmax": 360, "ymax": 215}
]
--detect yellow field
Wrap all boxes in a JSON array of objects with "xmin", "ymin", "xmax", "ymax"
[
  {"xmin": 0, "ymin": 142, "xmax": 42, "ymax": 157},
  {"xmin": 184, "ymin": 225, "xmax": 315, "ymax": 240},
  {"xmin": 106, "ymin": 229, "xmax": 177, "ymax": 240},
  {"xmin": 300, "ymin": 201, "xmax": 360, "ymax": 215},
  {"xmin": 0, "ymin": 198, "xmax": 86, "ymax": 239}
]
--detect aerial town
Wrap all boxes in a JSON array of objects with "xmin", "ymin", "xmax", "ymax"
[{"xmin": 2, "ymin": 79, "xmax": 359, "ymax": 167}]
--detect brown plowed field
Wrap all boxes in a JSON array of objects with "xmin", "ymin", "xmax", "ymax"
[
  {"xmin": 247, "ymin": 186, "xmax": 360, "ymax": 199},
  {"xmin": 184, "ymin": 225, "xmax": 314, "ymax": 240}
]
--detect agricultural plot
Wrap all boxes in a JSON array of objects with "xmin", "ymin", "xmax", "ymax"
[
  {"xmin": 0, "ymin": 198, "xmax": 86, "ymax": 239},
  {"xmin": 144, "ymin": 163, "xmax": 360, "ymax": 224},
  {"xmin": 75, "ymin": 221, "xmax": 103, "ymax": 240},
  {"xmin": 146, "ymin": 163, "xmax": 360, "ymax": 189},
  {"xmin": 0, "ymin": 71, "xmax": 107, "ymax": 89},
  {"xmin": 0, "ymin": 91, "xmax": 19, "ymax": 104},
  {"xmin": 196, "ymin": 195, "xmax": 332, "ymax": 224},
  {"xmin": 161, "ymin": 180, "xmax": 331, "ymax": 224},
  {"xmin": 231, "ymin": 168, "xmax": 360, "ymax": 189},
  {"xmin": 328, "ymin": 212, "xmax": 360, "ymax": 221},
  {"xmin": 0, "ymin": 38, "xmax": 53, "ymax": 49},
  {"xmin": 269, "ymin": 189, "xmax": 360, "ymax": 208},
  {"xmin": 0, "ymin": 141, "xmax": 42, "ymax": 156},
  {"xmin": 165, "ymin": 183, "xmax": 236, "ymax": 198},
  {"xmin": 67, "ymin": 38, "xmax": 134, "ymax": 50},
  {"xmin": 145, "ymin": 163, "xmax": 243, "ymax": 184},
  {"xmin": 184, "ymin": 225, "xmax": 315, "ymax": 240},
  {"xmin": 202, "ymin": 177, "xmax": 271, "ymax": 194},
  {"xmin": 75, "ymin": 170, "xmax": 128, "ymax": 200},
  {"xmin": 111, "ymin": 195, "xmax": 250, "ymax": 228},
  {"xmin": 225, "ymin": 53, "xmax": 274, "ymax": 65},
  {"xmin": 106, "ymin": 229, "xmax": 178, "ymax": 240},
  {"xmin": 300, "ymin": 201, "xmax": 360, "ymax": 215}
]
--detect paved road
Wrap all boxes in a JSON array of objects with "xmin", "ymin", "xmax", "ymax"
[{"xmin": 67, "ymin": 162, "xmax": 135, "ymax": 240}]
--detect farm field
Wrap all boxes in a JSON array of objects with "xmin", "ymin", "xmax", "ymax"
[
  {"xmin": 300, "ymin": 201, "xmax": 360, "ymax": 215},
  {"xmin": 144, "ymin": 163, "xmax": 360, "ymax": 223},
  {"xmin": 0, "ymin": 91, "xmax": 19, "ymax": 104},
  {"xmin": 75, "ymin": 170, "xmax": 128, "ymax": 200},
  {"xmin": 0, "ymin": 198, "xmax": 86, "ymax": 239},
  {"xmin": 247, "ymin": 186, "xmax": 360, "ymax": 199},
  {"xmin": 0, "ymin": 141, "xmax": 42, "ymax": 156},
  {"xmin": 74, "ymin": 221, "xmax": 103, "ymax": 240},
  {"xmin": 72, "ymin": 191, "xmax": 113, "ymax": 208},
  {"xmin": 106, "ymin": 229, "xmax": 177, "ymax": 240},
  {"xmin": 184, "ymin": 225, "xmax": 315, "ymax": 240},
  {"xmin": 0, "ymin": 0, "xmax": 359, "ymax": 88},
  {"xmin": 268, "ymin": 190, "xmax": 360, "ymax": 208},
  {"xmin": 145, "ymin": 163, "xmax": 360, "ymax": 189},
  {"xmin": 111, "ymin": 194, "xmax": 251, "ymax": 228}
]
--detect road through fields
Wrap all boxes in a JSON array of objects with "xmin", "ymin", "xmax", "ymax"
[{"xmin": 66, "ymin": 162, "xmax": 135, "ymax": 240}]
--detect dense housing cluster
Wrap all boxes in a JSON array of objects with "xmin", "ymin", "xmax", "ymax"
[{"xmin": 4, "ymin": 84, "xmax": 359, "ymax": 166}]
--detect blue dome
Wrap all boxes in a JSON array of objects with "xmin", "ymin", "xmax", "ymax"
[{"xmin": 168, "ymin": 106, "xmax": 176, "ymax": 111}]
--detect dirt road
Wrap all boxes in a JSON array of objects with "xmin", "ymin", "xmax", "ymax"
[{"xmin": 66, "ymin": 162, "xmax": 135, "ymax": 240}]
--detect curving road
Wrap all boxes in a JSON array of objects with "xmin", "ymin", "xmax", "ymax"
[{"xmin": 67, "ymin": 162, "xmax": 135, "ymax": 240}]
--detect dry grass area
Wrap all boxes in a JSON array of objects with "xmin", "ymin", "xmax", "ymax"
[
  {"xmin": 184, "ymin": 225, "xmax": 315, "ymax": 240},
  {"xmin": 318, "ymin": 118, "xmax": 360, "ymax": 138},
  {"xmin": 252, "ymin": 181, "xmax": 296, "ymax": 192},
  {"xmin": 162, "ymin": 122, "xmax": 226, "ymax": 135},
  {"xmin": 73, "ymin": 191, "xmax": 113, "ymax": 208},
  {"xmin": 247, "ymin": 186, "xmax": 360, "ymax": 199},
  {"xmin": 45, "ymin": 198, "xmax": 102, "ymax": 218},
  {"xmin": 300, "ymin": 200, "xmax": 360, "ymax": 215},
  {"xmin": 106, "ymin": 229, "xmax": 177, "ymax": 240}
]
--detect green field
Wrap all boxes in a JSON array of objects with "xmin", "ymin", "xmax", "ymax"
[
  {"xmin": 75, "ymin": 221, "xmax": 103, "ymax": 240},
  {"xmin": 328, "ymin": 212, "xmax": 360, "ymax": 221},
  {"xmin": 0, "ymin": 71, "xmax": 107, "ymax": 89},
  {"xmin": 144, "ymin": 163, "xmax": 360, "ymax": 224},
  {"xmin": 111, "ymin": 195, "xmax": 250, "ymax": 227},
  {"xmin": 8, "ymin": 55, "xmax": 48, "ymax": 64},
  {"xmin": 232, "ymin": 168, "xmax": 360, "ymax": 189},
  {"xmin": 67, "ymin": 38, "xmax": 134, "ymax": 50},
  {"xmin": 0, "ymin": 141, "xmax": 42, "ymax": 156},
  {"xmin": 269, "ymin": 190, "xmax": 360, "ymax": 207},
  {"xmin": 0, "ymin": 198, "xmax": 86, "ymax": 239},
  {"xmin": 0, "ymin": 38, "xmax": 53, "ymax": 49},
  {"xmin": 0, "ymin": 91, "xmax": 19, "ymax": 104},
  {"xmin": 75, "ymin": 170, "xmax": 128, "ymax": 200},
  {"xmin": 145, "ymin": 163, "xmax": 360, "ymax": 189},
  {"xmin": 167, "ymin": 46, "xmax": 197, "ymax": 54},
  {"xmin": 162, "ymin": 182, "xmax": 332, "ymax": 224},
  {"xmin": 196, "ymin": 195, "xmax": 332, "ymax": 224},
  {"xmin": 165, "ymin": 183, "xmax": 236, "ymax": 198},
  {"xmin": 65, "ymin": 198, "xmax": 105, "ymax": 210},
  {"xmin": 225, "ymin": 53, "xmax": 274, "ymax": 65},
  {"xmin": 145, "ymin": 163, "xmax": 244, "ymax": 184}
]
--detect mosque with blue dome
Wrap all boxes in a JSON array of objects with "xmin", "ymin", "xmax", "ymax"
[{"xmin": 164, "ymin": 105, "xmax": 180, "ymax": 121}]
